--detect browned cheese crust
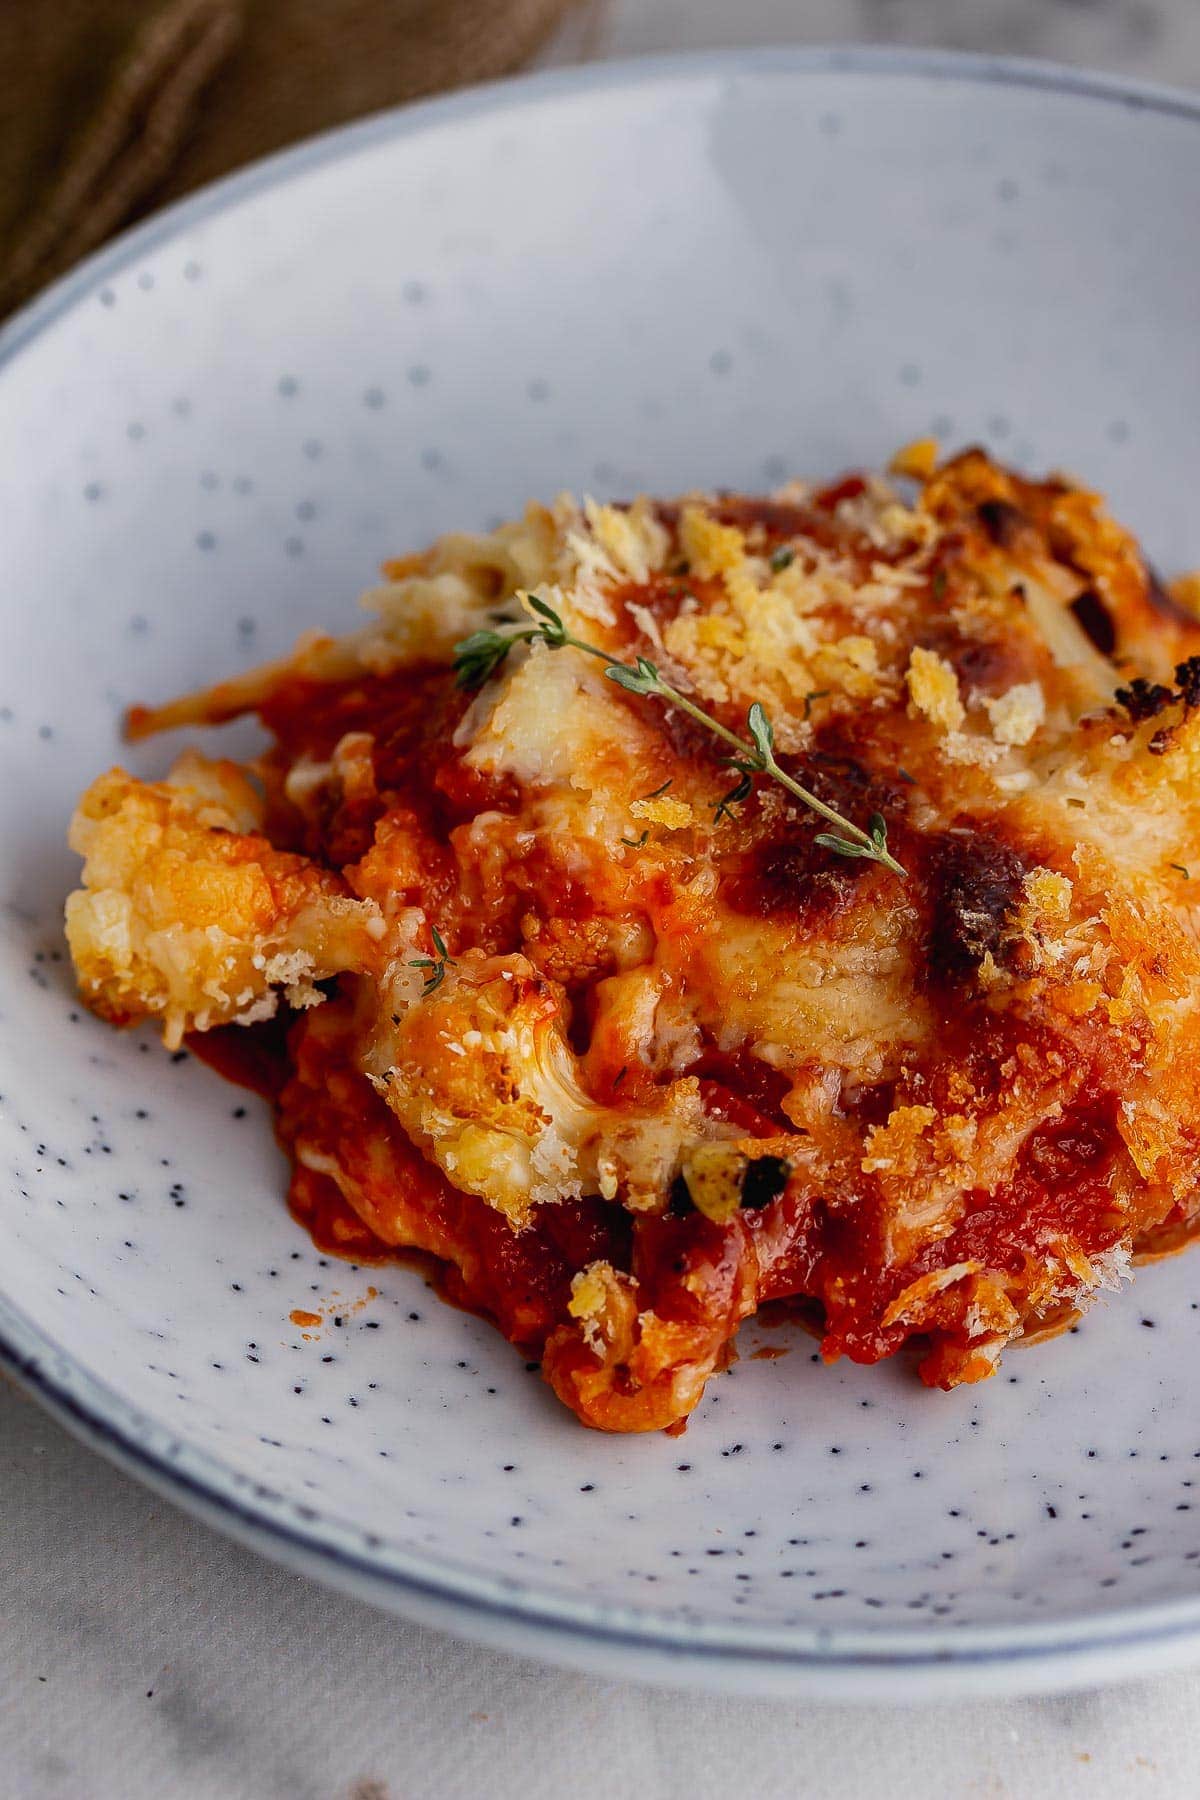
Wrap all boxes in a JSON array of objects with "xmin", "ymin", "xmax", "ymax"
[{"xmin": 65, "ymin": 444, "xmax": 1200, "ymax": 1429}]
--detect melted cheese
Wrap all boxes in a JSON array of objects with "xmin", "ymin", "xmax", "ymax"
[{"xmin": 65, "ymin": 445, "xmax": 1200, "ymax": 1430}]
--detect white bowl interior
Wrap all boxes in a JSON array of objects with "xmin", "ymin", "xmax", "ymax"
[{"xmin": 3, "ymin": 52, "xmax": 1200, "ymax": 1677}]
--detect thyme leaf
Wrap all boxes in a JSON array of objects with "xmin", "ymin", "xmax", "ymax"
[
  {"xmin": 451, "ymin": 625, "xmax": 537, "ymax": 689},
  {"xmin": 408, "ymin": 923, "xmax": 455, "ymax": 994},
  {"xmin": 714, "ymin": 764, "xmax": 755, "ymax": 823}
]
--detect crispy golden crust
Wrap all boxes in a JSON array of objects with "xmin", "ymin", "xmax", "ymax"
[
  {"xmin": 65, "ymin": 445, "xmax": 1200, "ymax": 1429},
  {"xmin": 66, "ymin": 754, "xmax": 381, "ymax": 1048}
]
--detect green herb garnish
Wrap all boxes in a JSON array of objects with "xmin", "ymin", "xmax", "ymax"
[
  {"xmin": 451, "ymin": 595, "xmax": 571, "ymax": 689},
  {"xmin": 814, "ymin": 809, "xmax": 892, "ymax": 865},
  {"xmin": 714, "ymin": 763, "xmax": 756, "ymax": 824},
  {"xmin": 453, "ymin": 598, "xmax": 906, "ymax": 878},
  {"xmin": 408, "ymin": 924, "xmax": 455, "ymax": 993}
]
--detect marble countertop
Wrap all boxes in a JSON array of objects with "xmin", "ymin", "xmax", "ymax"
[
  {"xmin": 8, "ymin": 1378, "xmax": 1200, "ymax": 1800},
  {"xmin": 8, "ymin": 5, "xmax": 1200, "ymax": 1797}
]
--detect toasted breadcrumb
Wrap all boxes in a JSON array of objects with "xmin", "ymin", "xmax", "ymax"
[{"xmin": 65, "ymin": 444, "xmax": 1200, "ymax": 1430}]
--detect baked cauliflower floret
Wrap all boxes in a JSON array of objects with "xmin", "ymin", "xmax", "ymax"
[
  {"xmin": 362, "ymin": 948, "xmax": 722, "ymax": 1227},
  {"xmin": 66, "ymin": 755, "xmax": 382, "ymax": 1047},
  {"xmin": 63, "ymin": 441, "xmax": 1200, "ymax": 1433}
]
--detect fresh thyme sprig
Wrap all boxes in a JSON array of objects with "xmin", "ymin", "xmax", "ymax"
[
  {"xmin": 408, "ymin": 924, "xmax": 454, "ymax": 993},
  {"xmin": 452, "ymin": 595, "xmax": 575, "ymax": 688},
  {"xmin": 452, "ymin": 598, "xmax": 906, "ymax": 878}
]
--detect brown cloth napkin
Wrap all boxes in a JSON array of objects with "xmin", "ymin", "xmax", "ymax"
[{"xmin": 0, "ymin": 0, "xmax": 577, "ymax": 317}]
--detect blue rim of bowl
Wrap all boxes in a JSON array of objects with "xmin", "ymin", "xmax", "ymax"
[{"xmin": 6, "ymin": 43, "xmax": 1200, "ymax": 1696}]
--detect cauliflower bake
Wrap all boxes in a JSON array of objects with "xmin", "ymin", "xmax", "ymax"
[{"xmin": 65, "ymin": 444, "xmax": 1200, "ymax": 1431}]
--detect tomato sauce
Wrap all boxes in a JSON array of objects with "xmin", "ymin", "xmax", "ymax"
[
  {"xmin": 185, "ymin": 1018, "xmax": 290, "ymax": 1101},
  {"xmin": 168, "ymin": 474, "xmax": 1200, "ymax": 1430}
]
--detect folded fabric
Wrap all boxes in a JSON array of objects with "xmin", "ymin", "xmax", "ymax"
[{"xmin": 0, "ymin": 0, "xmax": 575, "ymax": 316}]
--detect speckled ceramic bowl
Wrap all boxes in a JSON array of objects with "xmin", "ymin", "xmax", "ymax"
[{"xmin": 4, "ymin": 48, "xmax": 1200, "ymax": 1700}]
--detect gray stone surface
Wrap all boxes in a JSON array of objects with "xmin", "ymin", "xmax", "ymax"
[{"xmin": 8, "ymin": 7, "xmax": 1200, "ymax": 1796}]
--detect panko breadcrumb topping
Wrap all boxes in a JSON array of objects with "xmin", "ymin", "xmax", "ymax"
[{"xmin": 65, "ymin": 443, "xmax": 1200, "ymax": 1431}]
